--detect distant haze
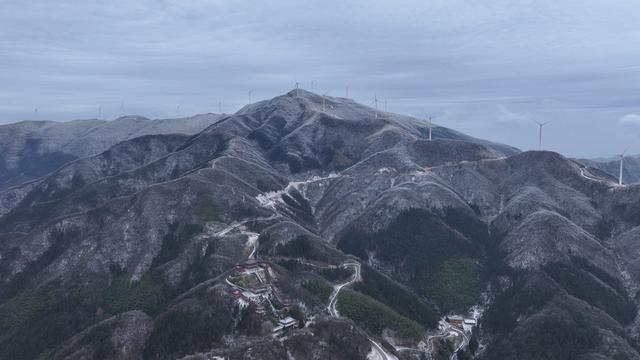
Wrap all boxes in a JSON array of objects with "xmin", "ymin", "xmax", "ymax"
[{"xmin": 1, "ymin": 0, "xmax": 639, "ymax": 157}]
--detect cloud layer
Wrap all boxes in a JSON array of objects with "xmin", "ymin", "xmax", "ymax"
[
  {"xmin": 619, "ymin": 114, "xmax": 640, "ymax": 126},
  {"xmin": 1, "ymin": 0, "xmax": 639, "ymax": 157}
]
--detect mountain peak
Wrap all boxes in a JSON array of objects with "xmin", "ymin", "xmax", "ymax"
[{"xmin": 2, "ymin": 85, "xmax": 639, "ymax": 360}]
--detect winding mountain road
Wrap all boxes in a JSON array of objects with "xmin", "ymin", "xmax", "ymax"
[
  {"xmin": 327, "ymin": 262, "xmax": 360, "ymax": 317},
  {"xmin": 579, "ymin": 167, "xmax": 619, "ymax": 186},
  {"xmin": 448, "ymin": 326, "xmax": 469, "ymax": 360},
  {"xmin": 425, "ymin": 334, "xmax": 445, "ymax": 360},
  {"xmin": 368, "ymin": 339, "xmax": 397, "ymax": 360},
  {"xmin": 213, "ymin": 215, "xmax": 277, "ymax": 260},
  {"xmin": 328, "ymin": 262, "xmax": 398, "ymax": 360},
  {"xmin": 214, "ymin": 215, "xmax": 275, "ymax": 237}
]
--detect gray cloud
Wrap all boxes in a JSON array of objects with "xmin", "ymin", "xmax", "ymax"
[
  {"xmin": 618, "ymin": 114, "xmax": 640, "ymax": 145},
  {"xmin": 619, "ymin": 114, "xmax": 640, "ymax": 127},
  {"xmin": 1, "ymin": 0, "xmax": 639, "ymax": 157}
]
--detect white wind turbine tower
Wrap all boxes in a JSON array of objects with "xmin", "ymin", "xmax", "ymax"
[
  {"xmin": 248, "ymin": 90, "xmax": 253, "ymax": 103},
  {"xmin": 427, "ymin": 116, "xmax": 434, "ymax": 141},
  {"xmin": 345, "ymin": 84, "xmax": 350, "ymax": 99},
  {"xmin": 322, "ymin": 92, "xmax": 329, "ymax": 112},
  {"xmin": 618, "ymin": 145, "xmax": 632, "ymax": 186},
  {"xmin": 535, "ymin": 120, "xmax": 551, "ymax": 150},
  {"xmin": 373, "ymin": 93, "xmax": 380, "ymax": 119},
  {"xmin": 295, "ymin": 82, "xmax": 300, "ymax": 97}
]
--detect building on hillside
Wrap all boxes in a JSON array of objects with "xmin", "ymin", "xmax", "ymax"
[
  {"xmin": 278, "ymin": 316, "xmax": 298, "ymax": 329},
  {"xmin": 464, "ymin": 318, "xmax": 477, "ymax": 326},
  {"xmin": 272, "ymin": 316, "xmax": 298, "ymax": 337},
  {"xmin": 272, "ymin": 325, "xmax": 285, "ymax": 336},
  {"xmin": 446, "ymin": 315, "xmax": 464, "ymax": 326},
  {"xmin": 243, "ymin": 259, "xmax": 262, "ymax": 270},
  {"xmin": 238, "ymin": 285, "xmax": 272, "ymax": 304},
  {"xmin": 236, "ymin": 260, "xmax": 271, "ymax": 275},
  {"xmin": 252, "ymin": 285, "xmax": 272, "ymax": 298}
]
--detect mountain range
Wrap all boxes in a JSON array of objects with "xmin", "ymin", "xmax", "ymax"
[
  {"xmin": 0, "ymin": 114, "xmax": 224, "ymax": 190},
  {"xmin": 1, "ymin": 90, "xmax": 639, "ymax": 360}
]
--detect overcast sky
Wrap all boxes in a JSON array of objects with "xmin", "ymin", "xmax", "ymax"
[{"xmin": 1, "ymin": 0, "xmax": 639, "ymax": 157}]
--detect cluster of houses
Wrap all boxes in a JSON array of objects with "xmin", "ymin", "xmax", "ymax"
[
  {"xmin": 226, "ymin": 259, "xmax": 300, "ymax": 336},
  {"xmin": 446, "ymin": 315, "xmax": 477, "ymax": 328},
  {"xmin": 227, "ymin": 260, "xmax": 274, "ymax": 313},
  {"xmin": 235, "ymin": 259, "xmax": 270, "ymax": 282}
]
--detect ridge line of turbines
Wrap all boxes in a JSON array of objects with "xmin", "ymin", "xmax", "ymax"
[
  {"xmin": 536, "ymin": 120, "xmax": 633, "ymax": 186},
  {"xmin": 27, "ymin": 81, "xmax": 635, "ymax": 186},
  {"xmin": 296, "ymin": 82, "xmax": 636, "ymax": 187},
  {"xmin": 29, "ymin": 82, "xmax": 359, "ymax": 121},
  {"xmin": 303, "ymin": 82, "xmax": 637, "ymax": 187}
]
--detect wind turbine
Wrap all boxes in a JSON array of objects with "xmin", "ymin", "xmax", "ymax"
[
  {"xmin": 619, "ymin": 145, "xmax": 632, "ymax": 186},
  {"xmin": 218, "ymin": 101, "xmax": 222, "ymax": 114},
  {"xmin": 176, "ymin": 105, "xmax": 181, "ymax": 117},
  {"xmin": 98, "ymin": 106, "xmax": 102, "ymax": 119},
  {"xmin": 322, "ymin": 92, "xmax": 330, "ymax": 112},
  {"xmin": 427, "ymin": 116, "xmax": 434, "ymax": 141},
  {"xmin": 248, "ymin": 90, "xmax": 253, "ymax": 103},
  {"xmin": 535, "ymin": 121, "xmax": 551, "ymax": 151},
  {"xmin": 295, "ymin": 82, "xmax": 300, "ymax": 97},
  {"xmin": 373, "ymin": 93, "xmax": 380, "ymax": 119},
  {"xmin": 120, "ymin": 101, "xmax": 125, "ymax": 116},
  {"xmin": 345, "ymin": 84, "xmax": 350, "ymax": 99},
  {"xmin": 34, "ymin": 108, "xmax": 38, "ymax": 119},
  {"xmin": 384, "ymin": 99, "xmax": 387, "ymax": 112}
]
